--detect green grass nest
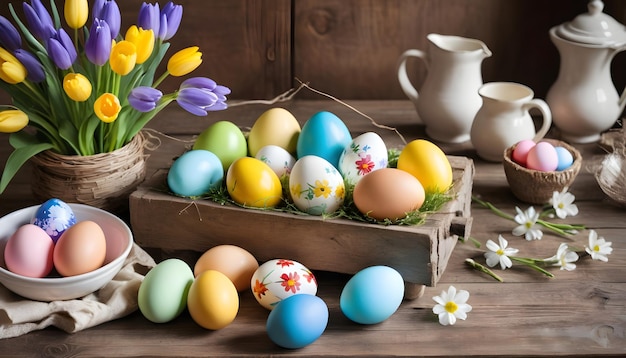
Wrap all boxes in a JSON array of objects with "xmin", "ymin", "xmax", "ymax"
[{"xmin": 184, "ymin": 148, "xmax": 453, "ymax": 226}]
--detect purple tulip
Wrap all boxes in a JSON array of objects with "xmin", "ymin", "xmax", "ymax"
[
  {"xmin": 176, "ymin": 87, "xmax": 218, "ymax": 116},
  {"xmin": 180, "ymin": 77, "xmax": 230, "ymax": 111},
  {"xmin": 128, "ymin": 86, "xmax": 163, "ymax": 112},
  {"xmin": 92, "ymin": 0, "xmax": 121, "ymax": 39},
  {"xmin": 159, "ymin": 2, "xmax": 183, "ymax": 41},
  {"xmin": 14, "ymin": 49, "xmax": 45, "ymax": 83},
  {"xmin": 0, "ymin": 16, "xmax": 22, "ymax": 52},
  {"xmin": 22, "ymin": 0, "xmax": 55, "ymax": 41},
  {"xmin": 47, "ymin": 29, "xmax": 77, "ymax": 70},
  {"xmin": 137, "ymin": 2, "xmax": 160, "ymax": 35},
  {"xmin": 85, "ymin": 19, "xmax": 111, "ymax": 66}
]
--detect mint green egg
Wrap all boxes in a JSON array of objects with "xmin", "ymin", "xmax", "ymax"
[
  {"xmin": 138, "ymin": 258, "xmax": 194, "ymax": 323},
  {"xmin": 193, "ymin": 121, "xmax": 248, "ymax": 171}
]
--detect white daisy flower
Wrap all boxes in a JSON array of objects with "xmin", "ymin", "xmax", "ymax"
[
  {"xmin": 585, "ymin": 230, "xmax": 613, "ymax": 262},
  {"xmin": 547, "ymin": 243, "xmax": 579, "ymax": 271},
  {"xmin": 512, "ymin": 206, "xmax": 543, "ymax": 241},
  {"xmin": 484, "ymin": 235, "xmax": 519, "ymax": 270},
  {"xmin": 550, "ymin": 188, "xmax": 579, "ymax": 219},
  {"xmin": 432, "ymin": 285, "xmax": 472, "ymax": 326}
]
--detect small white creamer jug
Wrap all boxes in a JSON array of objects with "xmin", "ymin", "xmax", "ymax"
[
  {"xmin": 397, "ymin": 34, "xmax": 491, "ymax": 143},
  {"xmin": 470, "ymin": 82, "xmax": 552, "ymax": 162}
]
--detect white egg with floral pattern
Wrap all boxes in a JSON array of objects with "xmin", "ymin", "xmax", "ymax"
[
  {"xmin": 338, "ymin": 132, "xmax": 388, "ymax": 185},
  {"xmin": 250, "ymin": 259, "xmax": 318, "ymax": 310},
  {"xmin": 289, "ymin": 155, "xmax": 345, "ymax": 215}
]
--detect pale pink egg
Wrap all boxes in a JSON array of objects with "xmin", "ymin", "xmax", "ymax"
[
  {"xmin": 4, "ymin": 224, "xmax": 54, "ymax": 278},
  {"xmin": 526, "ymin": 141, "xmax": 558, "ymax": 172},
  {"xmin": 512, "ymin": 139, "xmax": 536, "ymax": 166}
]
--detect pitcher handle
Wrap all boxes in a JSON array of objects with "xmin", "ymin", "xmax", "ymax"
[
  {"xmin": 525, "ymin": 99, "xmax": 552, "ymax": 142},
  {"xmin": 397, "ymin": 49, "xmax": 428, "ymax": 102}
]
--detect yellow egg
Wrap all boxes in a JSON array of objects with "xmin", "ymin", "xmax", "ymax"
[
  {"xmin": 247, "ymin": 108, "xmax": 301, "ymax": 157},
  {"xmin": 226, "ymin": 157, "xmax": 282, "ymax": 208},
  {"xmin": 194, "ymin": 245, "xmax": 259, "ymax": 292},
  {"xmin": 187, "ymin": 270, "xmax": 239, "ymax": 330},
  {"xmin": 397, "ymin": 139, "xmax": 452, "ymax": 193}
]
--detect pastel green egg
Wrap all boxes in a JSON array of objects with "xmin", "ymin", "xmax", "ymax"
[
  {"xmin": 138, "ymin": 258, "xmax": 194, "ymax": 323},
  {"xmin": 193, "ymin": 120, "xmax": 248, "ymax": 171}
]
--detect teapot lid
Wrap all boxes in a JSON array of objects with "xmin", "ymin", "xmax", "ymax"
[{"xmin": 555, "ymin": 0, "xmax": 626, "ymax": 46}]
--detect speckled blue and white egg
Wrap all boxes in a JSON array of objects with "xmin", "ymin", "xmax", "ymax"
[{"xmin": 30, "ymin": 198, "xmax": 76, "ymax": 243}]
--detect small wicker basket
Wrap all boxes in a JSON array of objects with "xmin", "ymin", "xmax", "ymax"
[{"xmin": 502, "ymin": 139, "xmax": 582, "ymax": 204}]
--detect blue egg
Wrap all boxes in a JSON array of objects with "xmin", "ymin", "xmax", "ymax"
[
  {"xmin": 167, "ymin": 150, "xmax": 224, "ymax": 197},
  {"xmin": 340, "ymin": 266, "xmax": 404, "ymax": 324},
  {"xmin": 30, "ymin": 198, "xmax": 76, "ymax": 243},
  {"xmin": 555, "ymin": 146, "xmax": 574, "ymax": 171},
  {"xmin": 266, "ymin": 294, "xmax": 328, "ymax": 349},
  {"xmin": 296, "ymin": 111, "xmax": 352, "ymax": 168}
]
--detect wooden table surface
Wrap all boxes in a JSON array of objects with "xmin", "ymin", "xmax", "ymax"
[{"xmin": 1, "ymin": 100, "xmax": 625, "ymax": 357}]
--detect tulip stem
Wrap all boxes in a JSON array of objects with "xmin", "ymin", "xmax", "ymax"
[{"xmin": 152, "ymin": 71, "xmax": 169, "ymax": 89}]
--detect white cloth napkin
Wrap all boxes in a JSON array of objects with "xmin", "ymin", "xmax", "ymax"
[{"xmin": 0, "ymin": 244, "xmax": 156, "ymax": 339}]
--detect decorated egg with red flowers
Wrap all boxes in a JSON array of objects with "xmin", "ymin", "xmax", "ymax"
[{"xmin": 250, "ymin": 259, "xmax": 318, "ymax": 310}]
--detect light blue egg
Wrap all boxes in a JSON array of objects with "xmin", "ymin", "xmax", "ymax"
[
  {"xmin": 167, "ymin": 150, "xmax": 224, "ymax": 197},
  {"xmin": 30, "ymin": 198, "xmax": 76, "ymax": 243},
  {"xmin": 555, "ymin": 146, "xmax": 574, "ymax": 171},
  {"xmin": 340, "ymin": 265, "xmax": 404, "ymax": 324},
  {"xmin": 296, "ymin": 111, "xmax": 352, "ymax": 168},
  {"xmin": 266, "ymin": 294, "xmax": 328, "ymax": 349}
]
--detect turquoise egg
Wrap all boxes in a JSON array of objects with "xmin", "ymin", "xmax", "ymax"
[
  {"xmin": 296, "ymin": 111, "xmax": 352, "ymax": 168},
  {"xmin": 167, "ymin": 150, "xmax": 224, "ymax": 197},
  {"xmin": 340, "ymin": 265, "xmax": 404, "ymax": 324},
  {"xmin": 266, "ymin": 294, "xmax": 328, "ymax": 349}
]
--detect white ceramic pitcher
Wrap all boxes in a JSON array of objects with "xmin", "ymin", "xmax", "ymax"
[
  {"xmin": 546, "ymin": 0, "xmax": 626, "ymax": 143},
  {"xmin": 470, "ymin": 82, "xmax": 552, "ymax": 162},
  {"xmin": 397, "ymin": 34, "xmax": 492, "ymax": 143}
]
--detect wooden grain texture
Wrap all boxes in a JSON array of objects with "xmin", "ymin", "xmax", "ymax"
[
  {"xmin": 1, "ymin": 0, "xmax": 624, "ymax": 102},
  {"xmin": 1, "ymin": 100, "xmax": 625, "ymax": 356}
]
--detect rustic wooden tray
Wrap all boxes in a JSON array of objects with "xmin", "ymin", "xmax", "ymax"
[{"xmin": 129, "ymin": 155, "xmax": 474, "ymax": 298}]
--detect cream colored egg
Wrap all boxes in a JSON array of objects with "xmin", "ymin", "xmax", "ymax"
[
  {"xmin": 289, "ymin": 155, "xmax": 345, "ymax": 215},
  {"xmin": 248, "ymin": 108, "xmax": 301, "ymax": 157}
]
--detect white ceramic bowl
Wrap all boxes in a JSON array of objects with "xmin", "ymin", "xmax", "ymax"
[{"xmin": 0, "ymin": 204, "xmax": 133, "ymax": 301}]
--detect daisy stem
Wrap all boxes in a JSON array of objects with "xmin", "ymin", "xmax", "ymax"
[
  {"xmin": 510, "ymin": 256, "xmax": 555, "ymax": 278},
  {"xmin": 465, "ymin": 258, "xmax": 504, "ymax": 282},
  {"xmin": 472, "ymin": 196, "xmax": 514, "ymax": 221},
  {"xmin": 459, "ymin": 236, "xmax": 482, "ymax": 248}
]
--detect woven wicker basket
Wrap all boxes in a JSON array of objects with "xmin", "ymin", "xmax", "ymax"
[
  {"xmin": 502, "ymin": 139, "xmax": 582, "ymax": 204},
  {"xmin": 30, "ymin": 133, "xmax": 147, "ymax": 214}
]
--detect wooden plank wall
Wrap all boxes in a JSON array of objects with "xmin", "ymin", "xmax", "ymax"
[{"xmin": 0, "ymin": 0, "xmax": 624, "ymax": 101}]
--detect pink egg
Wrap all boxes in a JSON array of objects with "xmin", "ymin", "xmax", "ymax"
[
  {"xmin": 526, "ymin": 142, "xmax": 559, "ymax": 172},
  {"xmin": 4, "ymin": 224, "xmax": 54, "ymax": 278},
  {"xmin": 512, "ymin": 140, "xmax": 536, "ymax": 166}
]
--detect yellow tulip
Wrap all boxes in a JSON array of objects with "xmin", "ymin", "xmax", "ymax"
[
  {"xmin": 0, "ymin": 47, "xmax": 26, "ymax": 84},
  {"xmin": 109, "ymin": 40, "xmax": 137, "ymax": 76},
  {"xmin": 94, "ymin": 93, "xmax": 121, "ymax": 123},
  {"xmin": 64, "ymin": 0, "xmax": 89, "ymax": 29},
  {"xmin": 125, "ymin": 26, "xmax": 154, "ymax": 64},
  {"xmin": 63, "ymin": 73, "xmax": 92, "ymax": 102},
  {"xmin": 0, "ymin": 109, "xmax": 28, "ymax": 133},
  {"xmin": 167, "ymin": 46, "xmax": 202, "ymax": 77}
]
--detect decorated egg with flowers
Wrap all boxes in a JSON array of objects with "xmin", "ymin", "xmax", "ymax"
[
  {"xmin": 250, "ymin": 259, "xmax": 318, "ymax": 310},
  {"xmin": 338, "ymin": 132, "xmax": 388, "ymax": 185},
  {"xmin": 289, "ymin": 155, "xmax": 345, "ymax": 215}
]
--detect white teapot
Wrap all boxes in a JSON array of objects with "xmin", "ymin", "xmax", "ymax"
[{"xmin": 546, "ymin": 0, "xmax": 626, "ymax": 143}]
